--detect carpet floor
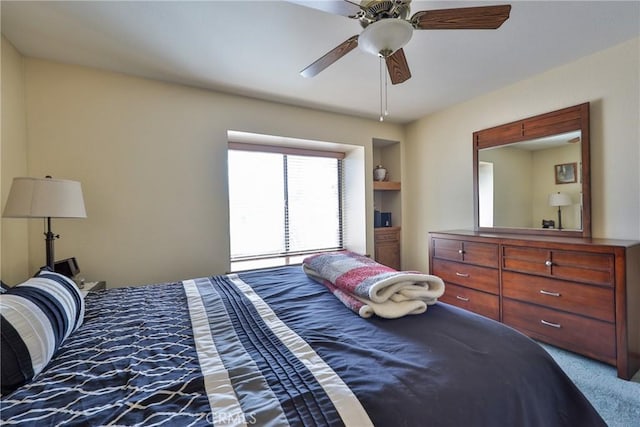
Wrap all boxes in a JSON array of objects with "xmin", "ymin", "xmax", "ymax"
[{"xmin": 540, "ymin": 343, "xmax": 640, "ymax": 427}]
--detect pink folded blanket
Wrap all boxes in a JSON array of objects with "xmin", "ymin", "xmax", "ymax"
[{"xmin": 302, "ymin": 251, "xmax": 445, "ymax": 319}]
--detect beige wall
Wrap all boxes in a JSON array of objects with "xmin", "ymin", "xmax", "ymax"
[
  {"xmin": 9, "ymin": 58, "xmax": 403, "ymax": 286},
  {"xmin": 3, "ymin": 35, "xmax": 638, "ymax": 284},
  {"xmin": 404, "ymin": 37, "xmax": 640, "ymax": 272},
  {"xmin": 1, "ymin": 36, "xmax": 29, "ymax": 285}
]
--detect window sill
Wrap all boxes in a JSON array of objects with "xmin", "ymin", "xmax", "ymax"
[
  {"xmin": 230, "ymin": 250, "xmax": 346, "ymax": 273},
  {"xmin": 230, "ymin": 254, "xmax": 308, "ymax": 273}
]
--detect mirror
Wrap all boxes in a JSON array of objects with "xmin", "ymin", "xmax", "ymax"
[{"xmin": 473, "ymin": 103, "xmax": 591, "ymax": 238}]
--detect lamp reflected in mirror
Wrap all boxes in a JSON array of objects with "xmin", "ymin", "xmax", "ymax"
[{"xmin": 548, "ymin": 192, "xmax": 572, "ymax": 230}]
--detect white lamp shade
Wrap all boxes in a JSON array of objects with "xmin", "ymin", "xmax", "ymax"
[
  {"xmin": 358, "ymin": 19, "xmax": 414, "ymax": 56},
  {"xmin": 3, "ymin": 177, "xmax": 87, "ymax": 218},
  {"xmin": 548, "ymin": 192, "xmax": 572, "ymax": 207}
]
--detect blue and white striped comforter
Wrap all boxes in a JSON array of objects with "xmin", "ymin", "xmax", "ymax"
[{"xmin": 1, "ymin": 266, "xmax": 605, "ymax": 426}]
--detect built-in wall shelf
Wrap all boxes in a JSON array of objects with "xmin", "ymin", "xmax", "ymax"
[
  {"xmin": 373, "ymin": 138, "xmax": 402, "ymax": 269},
  {"xmin": 373, "ymin": 181, "xmax": 401, "ymax": 191}
]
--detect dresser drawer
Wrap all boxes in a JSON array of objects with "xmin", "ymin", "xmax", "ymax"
[
  {"xmin": 502, "ymin": 271, "xmax": 614, "ymax": 322},
  {"xmin": 503, "ymin": 299, "xmax": 615, "ymax": 364},
  {"xmin": 432, "ymin": 238, "xmax": 498, "ymax": 268},
  {"xmin": 440, "ymin": 283, "xmax": 499, "ymax": 321},
  {"xmin": 432, "ymin": 258, "xmax": 499, "ymax": 294},
  {"xmin": 502, "ymin": 246, "xmax": 614, "ymax": 286},
  {"xmin": 432, "ymin": 238, "xmax": 464, "ymax": 262},
  {"xmin": 374, "ymin": 227, "xmax": 399, "ymax": 242}
]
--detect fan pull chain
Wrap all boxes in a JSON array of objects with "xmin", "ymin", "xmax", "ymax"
[
  {"xmin": 384, "ymin": 57, "xmax": 389, "ymax": 118},
  {"xmin": 379, "ymin": 55, "xmax": 389, "ymax": 122},
  {"xmin": 379, "ymin": 55, "xmax": 384, "ymax": 122}
]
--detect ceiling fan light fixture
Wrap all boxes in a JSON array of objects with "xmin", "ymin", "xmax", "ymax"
[{"xmin": 358, "ymin": 19, "xmax": 413, "ymax": 57}]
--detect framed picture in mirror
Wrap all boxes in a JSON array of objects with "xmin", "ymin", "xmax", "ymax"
[{"xmin": 555, "ymin": 162, "xmax": 577, "ymax": 184}]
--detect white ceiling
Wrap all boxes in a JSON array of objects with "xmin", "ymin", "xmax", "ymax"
[{"xmin": 2, "ymin": 1, "xmax": 639, "ymax": 124}]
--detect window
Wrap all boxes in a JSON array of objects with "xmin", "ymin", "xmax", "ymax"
[{"xmin": 228, "ymin": 143, "xmax": 344, "ymax": 266}]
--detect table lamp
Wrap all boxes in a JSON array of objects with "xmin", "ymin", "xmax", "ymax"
[
  {"xmin": 548, "ymin": 192, "xmax": 572, "ymax": 230},
  {"xmin": 3, "ymin": 176, "xmax": 87, "ymax": 269}
]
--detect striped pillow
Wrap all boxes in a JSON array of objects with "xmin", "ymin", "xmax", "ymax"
[
  {"xmin": 1, "ymin": 270, "xmax": 85, "ymax": 395},
  {"xmin": 0, "ymin": 280, "xmax": 10, "ymax": 293}
]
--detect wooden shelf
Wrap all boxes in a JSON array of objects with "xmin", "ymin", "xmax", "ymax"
[{"xmin": 373, "ymin": 181, "xmax": 401, "ymax": 191}]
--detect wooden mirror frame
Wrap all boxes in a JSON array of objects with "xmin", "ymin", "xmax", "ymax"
[{"xmin": 473, "ymin": 103, "xmax": 591, "ymax": 238}]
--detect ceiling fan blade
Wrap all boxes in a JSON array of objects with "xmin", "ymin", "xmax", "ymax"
[
  {"xmin": 411, "ymin": 5, "xmax": 511, "ymax": 30},
  {"xmin": 386, "ymin": 48, "xmax": 411, "ymax": 85},
  {"xmin": 300, "ymin": 35, "xmax": 359, "ymax": 78},
  {"xmin": 287, "ymin": 0, "xmax": 362, "ymax": 18}
]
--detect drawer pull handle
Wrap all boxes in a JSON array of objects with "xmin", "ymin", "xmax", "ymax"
[
  {"xmin": 539, "ymin": 289, "xmax": 561, "ymax": 297},
  {"xmin": 455, "ymin": 272, "xmax": 470, "ymax": 278},
  {"xmin": 540, "ymin": 319, "xmax": 561, "ymax": 329},
  {"xmin": 456, "ymin": 295, "xmax": 469, "ymax": 302},
  {"xmin": 458, "ymin": 249, "xmax": 464, "ymax": 254},
  {"xmin": 544, "ymin": 260, "xmax": 553, "ymax": 267}
]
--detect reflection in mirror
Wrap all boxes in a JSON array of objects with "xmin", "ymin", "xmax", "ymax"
[
  {"xmin": 478, "ymin": 130, "xmax": 582, "ymax": 231},
  {"xmin": 473, "ymin": 102, "xmax": 590, "ymax": 237}
]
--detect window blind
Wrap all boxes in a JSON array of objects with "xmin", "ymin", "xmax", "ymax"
[{"xmin": 228, "ymin": 147, "xmax": 343, "ymax": 261}]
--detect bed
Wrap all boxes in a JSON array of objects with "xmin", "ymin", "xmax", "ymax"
[{"xmin": 1, "ymin": 264, "xmax": 605, "ymax": 426}]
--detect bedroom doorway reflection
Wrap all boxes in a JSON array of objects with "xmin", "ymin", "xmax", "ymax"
[{"xmin": 478, "ymin": 161, "xmax": 494, "ymax": 227}]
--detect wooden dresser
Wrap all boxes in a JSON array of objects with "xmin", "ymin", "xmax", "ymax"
[{"xmin": 429, "ymin": 230, "xmax": 640, "ymax": 380}]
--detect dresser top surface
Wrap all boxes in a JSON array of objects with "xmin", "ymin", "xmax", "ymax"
[{"xmin": 430, "ymin": 229, "xmax": 640, "ymax": 249}]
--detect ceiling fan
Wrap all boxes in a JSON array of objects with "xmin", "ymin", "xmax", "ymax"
[{"xmin": 297, "ymin": 1, "xmax": 512, "ymax": 85}]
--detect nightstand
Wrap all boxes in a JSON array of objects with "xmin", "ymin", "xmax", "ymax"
[{"xmin": 80, "ymin": 280, "xmax": 106, "ymax": 296}]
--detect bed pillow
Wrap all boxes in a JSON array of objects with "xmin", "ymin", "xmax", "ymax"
[
  {"xmin": 0, "ymin": 281, "xmax": 10, "ymax": 293},
  {"xmin": 0, "ymin": 270, "xmax": 85, "ymax": 395}
]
